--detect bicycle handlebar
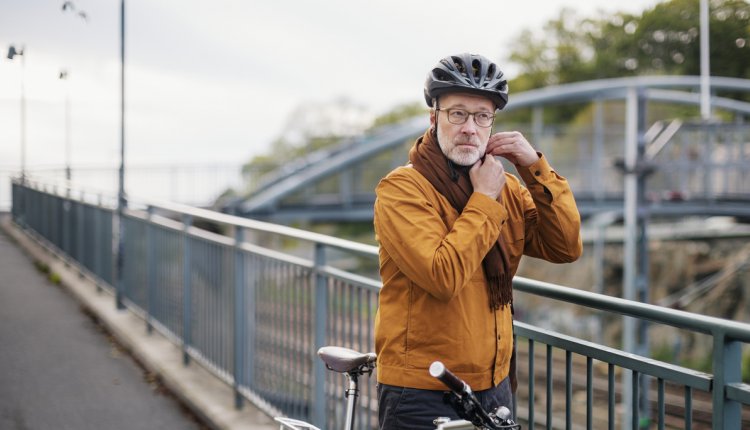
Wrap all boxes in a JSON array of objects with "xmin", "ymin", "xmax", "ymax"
[
  {"xmin": 429, "ymin": 361, "xmax": 521, "ymax": 430},
  {"xmin": 429, "ymin": 361, "xmax": 469, "ymax": 395}
]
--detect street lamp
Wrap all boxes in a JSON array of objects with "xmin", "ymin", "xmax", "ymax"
[
  {"xmin": 60, "ymin": 1, "xmax": 89, "ymax": 185},
  {"xmin": 7, "ymin": 45, "xmax": 26, "ymax": 183},
  {"xmin": 116, "ymin": 0, "xmax": 127, "ymax": 310},
  {"xmin": 59, "ymin": 69, "xmax": 72, "ymax": 184}
]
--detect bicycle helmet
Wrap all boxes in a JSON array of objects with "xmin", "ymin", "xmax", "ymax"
[{"xmin": 424, "ymin": 53, "xmax": 509, "ymax": 110}]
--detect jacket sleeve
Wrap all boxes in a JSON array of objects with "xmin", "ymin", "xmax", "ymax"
[
  {"xmin": 516, "ymin": 154, "xmax": 583, "ymax": 263},
  {"xmin": 374, "ymin": 170, "xmax": 506, "ymax": 302}
]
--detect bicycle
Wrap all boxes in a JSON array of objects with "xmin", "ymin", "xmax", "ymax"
[{"xmin": 274, "ymin": 347, "xmax": 520, "ymax": 430}]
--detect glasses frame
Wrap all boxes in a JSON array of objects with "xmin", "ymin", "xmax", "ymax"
[{"xmin": 436, "ymin": 107, "xmax": 495, "ymax": 128}]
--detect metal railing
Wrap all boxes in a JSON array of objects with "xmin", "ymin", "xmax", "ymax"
[{"xmin": 10, "ymin": 179, "xmax": 750, "ymax": 430}]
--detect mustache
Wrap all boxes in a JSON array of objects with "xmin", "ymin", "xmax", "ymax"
[{"xmin": 454, "ymin": 135, "xmax": 480, "ymax": 146}]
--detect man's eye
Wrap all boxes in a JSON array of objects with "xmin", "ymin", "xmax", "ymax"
[
  {"xmin": 449, "ymin": 110, "xmax": 468, "ymax": 119},
  {"xmin": 476, "ymin": 113, "xmax": 493, "ymax": 121}
]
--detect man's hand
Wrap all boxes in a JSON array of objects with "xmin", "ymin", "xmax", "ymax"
[
  {"xmin": 486, "ymin": 131, "xmax": 539, "ymax": 167},
  {"xmin": 470, "ymin": 155, "xmax": 506, "ymax": 200}
]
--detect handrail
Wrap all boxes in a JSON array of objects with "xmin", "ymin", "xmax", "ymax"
[
  {"xmin": 514, "ymin": 276, "xmax": 750, "ymax": 341},
  {"xmin": 10, "ymin": 177, "xmax": 380, "ymax": 258}
]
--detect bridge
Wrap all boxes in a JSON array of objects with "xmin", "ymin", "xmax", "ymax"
[
  {"xmin": 3, "ymin": 75, "xmax": 750, "ymax": 430},
  {"xmin": 226, "ymin": 75, "xmax": 750, "ymax": 223}
]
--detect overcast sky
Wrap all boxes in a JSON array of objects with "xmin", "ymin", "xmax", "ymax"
[{"xmin": 0, "ymin": 0, "xmax": 660, "ymax": 169}]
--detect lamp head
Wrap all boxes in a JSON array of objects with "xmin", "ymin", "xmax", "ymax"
[{"xmin": 7, "ymin": 45, "xmax": 23, "ymax": 60}]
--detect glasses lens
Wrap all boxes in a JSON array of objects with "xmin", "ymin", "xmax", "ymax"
[
  {"xmin": 475, "ymin": 112, "xmax": 494, "ymax": 127},
  {"xmin": 446, "ymin": 109, "xmax": 469, "ymax": 124}
]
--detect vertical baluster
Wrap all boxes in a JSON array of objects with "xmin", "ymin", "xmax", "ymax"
[
  {"xmin": 657, "ymin": 378, "xmax": 665, "ymax": 430},
  {"xmin": 547, "ymin": 344, "xmax": 553, "ymax": 430},
  {"xmin": 684, "ymin": 386, "xmax": 692, "ymax": 430},
  {"xmin": 528, "ymin": 339, "xmax": 535, "ymax": 428},
  {"xmin": 608, "ymin": 364, "xmax": 615, "ymax": 430},
  {"xmin": 587, "ymin": 357, "xmax": 593, "ymax": 430},
  {"xmin": 632, "ymin": 371, "xmax": 639, "ymax": 430},
  {"xmin": 566, "ymin": 351, "xmax": 572, "ymax": 430}
]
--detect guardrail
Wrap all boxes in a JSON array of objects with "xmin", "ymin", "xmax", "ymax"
[{"xmin": 10, "ymin": 179, "xmax": 750, "ymax": 430}]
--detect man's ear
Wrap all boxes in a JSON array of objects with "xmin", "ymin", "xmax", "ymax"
[{"xmin": 429, "ymin": 109, "xmax": 436, "ymax": 127}]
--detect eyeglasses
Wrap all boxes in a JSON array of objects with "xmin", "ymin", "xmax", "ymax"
[{"xmin": 436, "ymin": 108, "xmax": 495, "ymax": 128}]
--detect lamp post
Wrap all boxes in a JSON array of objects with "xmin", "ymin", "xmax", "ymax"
[
  {"xmin": 700, "ymin": 0, "xmax": 711, "ymax": 120},
  {"xmin": 60, "ymin": 1, "xmax": 88, "ymax": 184},
  {"xmin": 59, "ymin": 69, "xmax": 72, "ymax": 184},
  {"xmin": 115, "ymin": 0, "xmax": 126, "ymax": 310},
  {"xmin": 7, "ymin": 45, "xmax": 26, "ymax": 184}
]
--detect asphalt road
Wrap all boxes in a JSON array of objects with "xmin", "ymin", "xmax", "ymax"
[{"xmin": 0, "ymin": 228, "xmax": 206, "ymax": 430}]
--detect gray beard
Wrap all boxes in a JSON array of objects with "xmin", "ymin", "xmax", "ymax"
[{"xmin": 436, "ymin": 126, "xmax": 484, "ymax": 166}]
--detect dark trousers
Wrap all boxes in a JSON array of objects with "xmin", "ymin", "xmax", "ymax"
[{"xmin": 377, "ymin": 377, "xmax": 512, "ymax": 430}]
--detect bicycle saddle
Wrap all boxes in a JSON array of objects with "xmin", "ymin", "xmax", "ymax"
[{"xmin": 317, "ymin": 346, "xmax": 376, "ymax": 373}]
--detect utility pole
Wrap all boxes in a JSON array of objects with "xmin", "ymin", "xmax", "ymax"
[
  {"xmin": 116, "ymin": 0, "xmax": 127, "ymax": 310},
  {"xmin": 59, "ymin": 70, "xmax": 72, "ymax": 183},
  {"xmin": 700, "ymin": 0, "xmax": 711, "ymax": 120},
  {"xmin": 7, "ymin": 45, "xmax": 26, "ymax": 183}
]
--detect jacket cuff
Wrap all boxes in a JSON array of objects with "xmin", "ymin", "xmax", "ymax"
[
  {"xmin": 517, "ymin": 152, "xmax": 553, "ymax": 185},
  {"xmin": 468, "ymin": 192, "xmax": 507, "ymax": 226}
]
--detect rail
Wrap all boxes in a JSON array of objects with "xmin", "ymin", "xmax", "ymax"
[{"xmin": 10, "ymin": 179, "xmax": 750, "ymax": 430}]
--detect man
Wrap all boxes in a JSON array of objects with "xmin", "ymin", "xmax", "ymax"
[{"xmin": 373, "ymin": 53, "xmax": 582, "ymax": 429}]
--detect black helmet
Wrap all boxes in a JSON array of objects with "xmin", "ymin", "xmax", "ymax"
[{"xmin": 424, "ymin": 53, "xmax": 509, "ymax": 110}]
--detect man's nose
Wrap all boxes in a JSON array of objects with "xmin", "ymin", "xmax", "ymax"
[{"xmin": 459, "ymin": 116, "xmax": 478, "ymax": 134}]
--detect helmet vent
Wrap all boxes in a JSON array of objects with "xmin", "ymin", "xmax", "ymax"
[
  {"xmin": 471, "ymin": 59, "xmax": 482, "ymax": 81},
  {"xmin": 434, "ymin": 69, "xmax": 452, "ymax": 82},
  {"xmin": 487, "ymin": 64, "xmax": 496, "ymax": 81},
  {"xmin": 451, "ymin": 56, "xmax": 467, "ymax": 76}
]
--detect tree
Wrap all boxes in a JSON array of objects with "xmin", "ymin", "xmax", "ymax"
[{"xmin": 507, "ymin": 0, "xmax": 750, "ymax": 87}]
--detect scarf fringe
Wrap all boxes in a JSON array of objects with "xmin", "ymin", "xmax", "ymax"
[{"xmin": 486, "ymin": 273, "xmax": 513, "ymax": 310}]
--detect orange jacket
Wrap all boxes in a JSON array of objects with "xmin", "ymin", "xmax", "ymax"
[{"xmin": 373, "ymin": 154, "xmax": 582, "ymax": 391}]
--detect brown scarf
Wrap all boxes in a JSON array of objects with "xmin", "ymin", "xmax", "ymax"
[{"xmin": 408, "ymin": 129, "xmax": 513, "ymax": 310}]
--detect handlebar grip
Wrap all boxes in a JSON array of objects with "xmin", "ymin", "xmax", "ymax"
[{"xmin": 429, "ymin": 361, "xmax": 467, "ymax": 394}]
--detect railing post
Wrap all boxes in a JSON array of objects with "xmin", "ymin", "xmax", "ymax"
[
  {"xmin": 233, "ymin": 226, "xmax": 246, "ymax": 409},
  {"xmin": 146, "ymin": 206, "xmax": 155, "ymax": 334},
  {"xmin": 182, "ymin": 213, "xmax": 193, "ymax": 365},
  {"xmin": 712, "ymin": 333, "xmax": 741, "ymax": 430},
  {"xmin": 312, "ymin": 243, "xmax": 328, "ymax": 428},
  {"xmin": 62, "ymin": 191, "xmax": 71, "ymax": 260},
  {"xmin": 93, "ymin": 196, "xmax": 103, "ymax": 293},
  {"xmin": 242, "ymin": 231, "xmax": 257, "ymax": 395},
  {"xmin": 77, "ymin": 191, "xmax": 85, "ymax": 277}
]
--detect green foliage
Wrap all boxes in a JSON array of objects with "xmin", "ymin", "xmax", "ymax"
[
  {"xmin": 33, "ymin": 260, "xmax": 50, "ymax": 274},
  {"xmin": 504, "ymin": 0, "xmax": 750, "ymax": 123},
  {"xmin": 507, "ymin": 0, "xmax": 750, "ymax": 87},
  {"xmin": 48, "ymin": 272, "xmax": 61, "ymax": 285}
]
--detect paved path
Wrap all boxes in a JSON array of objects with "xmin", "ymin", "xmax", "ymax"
[{"xmin": 0, "ymin": 226, "xmax": 205, "ymax": 430}]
